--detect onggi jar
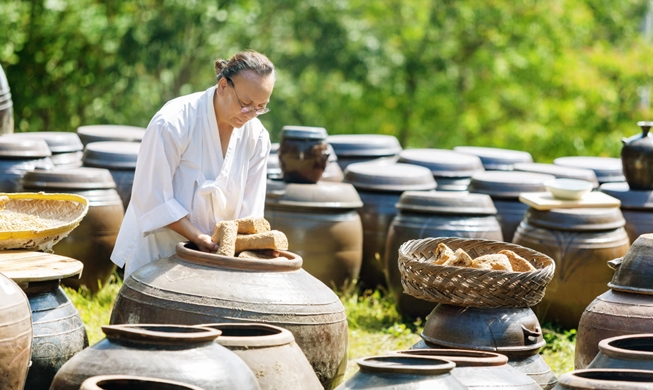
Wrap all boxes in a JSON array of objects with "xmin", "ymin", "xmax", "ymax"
[
  {"xmin": 453, "ymin": 146, "xmax": 533, "ymax": 171},
  {"xmin": 397, "ymin": 148, "xmax": 484, "ymax": 191},
  {"xmin": 328, "ymin": 134, "xmax": 402, "ymax": 171},
  {"xmin": 278, "ymin": 126, "xmax": 329, "ymax": 184}
]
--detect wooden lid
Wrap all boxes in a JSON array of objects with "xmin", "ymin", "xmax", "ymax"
[{"xmin": 0, "ymin": 250, "xmax": 83, "ymax": 283}]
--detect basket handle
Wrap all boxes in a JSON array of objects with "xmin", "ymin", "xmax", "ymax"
[{"xmin": 522, "ymin": 324, "xmax": 541, "ymax": 345}]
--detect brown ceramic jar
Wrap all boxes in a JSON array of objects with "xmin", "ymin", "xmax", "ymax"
[
  {"xmin": 587, "ymin": 334, "xmax": 653, "ymax": 371},
  {"xmin": 555, "ymin": 369, "xmax": 653, "ymax": 389},
  {"xmin": 600, "ymin": 182, "xmax": 653, "ymax": 244},
  {"xmin": 621, "ymin": 121, "xmax": 653, "ymax": 190},
  {"xmin": 397, "ymin": 148, "xmax": 485, "ymax": 191},
  {"xmin": 0, "ymin": 64, "xmax": 14, "ymax": 135},
  {"xmin": 109, "ymin": 243, "xmax": 348, "ymax": 390},
  {"xmin": 0, "ymin": 272, "xmax": 32, "ymax": 390},
  {"xmin": 453, "ymin": 146, "xmax": 533, "ymax": 171},
  {"xmin": 328, "ymin": 134, "xmax": 402, "ymax": 171},
  {"xmin": 278, "ymin": 126, "xmax": 330, "ymax": 184},
  {"xmin": 76, "ymin": 124, "xmax": 146, "ymax": 146}
]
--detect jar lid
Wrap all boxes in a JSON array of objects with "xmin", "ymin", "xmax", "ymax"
[
  {"xmin": 600, "ymin": 182, "xmax": 653, "ymax": 210},
  {"xmin": 281, "ymin": 125, "xmax": 328, "ymax": 140},
  {"xmin": 77, "ymin": 125, "xmax": 146, "ymax": 145},
  {"xmin": 514, "ymin": 162, "xmax": 599, "ymax": 188},
  {"xmin": 609, "ymin": 233, "xmax": 653, "ymax": 293},
  {"xmin": 396, "ymin": 191, "xmax": 497, "ymax": 215},
  {"xmin": 50, "ymin": 151, "xmax": 84, "ymax": 167},
  {"xmin": 82, "ymin": 141, "xmax": 140, "ymax": 169},
  {"xmin": 468, "ymin": 171, "xmax": 555, "ymax": 198},
  {"xmin": 554, "ymin": 156, "xmax": 625, "ymax": 183},
  {"xmin": 328, "ymin": 134, "xmax": 402, "ymax": 157},
  {"xmin": 265, "ymin": 180, "xmax": 363, "ymax": 209},
  {"xmin": 0, "ymin": 137, "xmax": 52, "ymax": 158},
  {"xmin": 6, "ymin": 132, "xmax": 83, "ymax": 153},
  {"xmin": 344, "ymin": 162, "xmax": 436, "ymax": 191},
  {"xmin": 397, "ymin": 149, "xmax": 485, "ymax": 177},
  {"xmin": 524, "ymin": 207, "xmax": 626, "ymax": 231},
  {"xmin": 22, "ymin": 167, "xmax": 117, "ymax": 190},
  {"xmin": 453, "ymin": 146, "xmax": 533, "ymax": 170}
]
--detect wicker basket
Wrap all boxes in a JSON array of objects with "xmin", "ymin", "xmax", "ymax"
[
  {"xmin": 0, "ymin": 192, "xmax": 89, "ymax": 251},
  {"xmin": 398, "ymin": 237, "xmax": 555, "ymax": 308}
]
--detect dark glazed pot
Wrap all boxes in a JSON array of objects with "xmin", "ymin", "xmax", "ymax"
[
  {"xmin": 576, "ymin": 290, "xmax": 653, "ymax": 369},
  {"xmin": 555, "ymin": 369, "xmax": 653, "ymax": 389},
  {"xmin": 82, "ymin": 141, "xmax": 139, "ymax": 210},
  {"xmin": 278, "ymin": 125, "xmax": 330, "ymax": 184},
  {"xmin": 600, "ymin": 183, "xmax": 653, "ymax": 244},
  {"xmin": 453, "ymin": 146, "xmax": 533, "ymax": 171},
  {"xmin": 109, "ymin": 243, "xmax": 348, "ymax": 390},
  {"xmin": 7, "ymin": 132, "xmax": 84, "ymax": 169},
  {"xmin": 607, "ymin": 233, "xmax": 653, "ymax": 294},
  {"xmin": 587, "ymin": 334, "xmax": 653, "ymax": 371},
  {"xmin": 328, "ymin": 134, "xmax": 402, "ymax": 171},
  {"xmin": 335, "ymin": 355, "xmax": 466, "ymax": 390},
  {"xmin": 0, "ymin": 64, "xmax": 14, "ymax": 135},
  {"xmin": 397, "ymin": 148, "xmax": 485, "ymax": 191},
  {"xmin": 554, "ymin": 156, "xmax": 625, "ymax": 185},
  {"xmin": 384, "ymin": 191, "xmax": 503, "ymax": 318},
  {"xmin": 344, "ymin": 162, "xmax": 436, "ymax": 289},
  {"xmin": 22, "ymin": 167, "xmax": 124, "ymax": 293},
  {"xmin": 76, "ymin": 125, "xmax": 146, "ymax": 146},
  {"xmin": 0, "ymin": 273, "xmax": 32, "ymax": 390},
  {"xmin": 621, "ymin": 121, "xmax": 653, "ymax": 190},
  {"xmin": 202, "ymin": 323, "xmax": 322, "ymax": 390},
  {"xmin": 393, "ymin": 349, "xmax": 541, "ymax": 390},
  {"xmin": 50, "ymin": 324, "xmax": 259, "ymax": 390},
  {"xmin": 0, "ymin": 137, "xmax": 53, "ymax": 192},
  {"xmin": 514, "ymin": 163, "xmax": 599, "ymax": 189},
  {"xmin": 80, "ymin": 375, "xmax": 206, "ymax": 390}
]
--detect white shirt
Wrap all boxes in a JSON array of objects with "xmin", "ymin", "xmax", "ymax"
[{"xmin": 111, "ymin": 86, "xmax": 270, "ymax": 277}]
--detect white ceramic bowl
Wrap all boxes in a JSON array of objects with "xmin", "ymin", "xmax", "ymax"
[{"xmin": 544, "ymin": 178, "xmax": 593, "ymax": 200}]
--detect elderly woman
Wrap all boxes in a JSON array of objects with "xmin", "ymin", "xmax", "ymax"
[{"xmin": 111, "ymin": 50, "xmax": 275, "ymax": 277}]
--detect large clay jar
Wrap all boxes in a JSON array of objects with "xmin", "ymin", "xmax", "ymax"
[
  {"xmin": 335, "ymin": 355, "xmax": 466, "ymax": 390},
  {"xmin": 453, "ymin": 146, "xmax": 533, "ymax": 171},
  {"xmin": 109, "ymin": 243, "xmax": 348, "ymax": 390},
  {"xmin": 82, "ymin": 141, "xmax": 139, "ymax": 210},
  {"xmin": 468, "ymin": 171, "xmax": 555, "ymax": 242},
  {"xmin": 80, "ymin": 375, "xmax": 206, "ymax": 390},
  {"xmin": 587, "ymin": 334, "xmax": 653, "ymax": 370},
  {"xmin": 328, "ymin": 134, "xmax": 402, "ymax": 171},
  {"xmin": 393, "ymin": 349, "xmax": 541, "ymax": 390},
  {"xmin": 397, "ymin": 148, "xmax": 485, "ymax": 191},
  {"xmin": 8, "ymin": 132, "xmax": 84, "ymax": 169},
  {"xmin": 513, "ymin": 207, "xmax": 630, "ymax": 329},
  {"xmin": 265, "ymin": 180, "xmax": 363, "ymax": 289},
  {"xmin": 0, "ymin": 272, "xmax": 32, "ymax": 390},
  {"xmin": 554, "ymin": 369, "xmax": 653, "ymax": 389},
  {"xmin": 343, "ymin": 162, "xmax": 436, "ymax": 289},
  {"xmin": 76, "ymin": 124, "xmax": 146, "ymax": 146},
  {"xmin": 554, "ymin": 156, "xmax": 625, "ymax": 185},
  {"xmin": 0, "ymin": 64, "xmax": 14, "ymax": 135},
  {"xmin": 621, "ymin": 121, "xmax": 653, "ymax": 190},
  {"xmin": 202, "ymin": 323, "xmax": 322, "ymax": 390},
  {"xmin": 600, "ymin": 182, "xmax": 653, "ymax": 244},
  {"xmin": 22, "ymin": 167, "xmax": 124, "ymax": 293},
  {"xmin": 322, "ymin": 143, "xmax": 345, "ymax": 182},
  {"xmin": 0, "ymin": 137, "xmax": 53, "ymax": 192},
  {"xmin": 415, "ymin": 303, "xmax": 557, "ymax": 390},
  {"xmin": 514, "ymin": 163, "xmax": 599, "ymax": 189},
  {"xmin": 385, "ymin": 191, "xmax": 503, "ymax": 318},
  {"xmin": 50, "ymin": 324, "xmax": 260, "ymax": 390},
  {"xmin": 278, "ymin": 125, "xmax": 330, "ymax": 184}
]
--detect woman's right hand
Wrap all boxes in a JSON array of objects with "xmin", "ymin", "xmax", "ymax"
[
  {"xmin": 167, "ymin": 217, "xmax": 218, "ymax": 252},
  {"xmin": 193, "ymin": 233, "xmax": 219, "ymax": 253}
]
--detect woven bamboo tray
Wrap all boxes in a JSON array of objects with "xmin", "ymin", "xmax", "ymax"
[
  {"xmin": 398, "ymin": 237, "xmax": 555, "ymax": 308},
  {"xmin": 0, "ymin": 192, "xmax": 89, "ymax": 251}
]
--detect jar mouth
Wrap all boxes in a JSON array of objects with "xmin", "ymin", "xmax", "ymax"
[
  {"xmin": 176, "ymin": 242, "xmax": 303, "ymax": 272},
  {"xmin": 356, "ymin": 355, "xmax": 455, "ymax": 375},
  {"xmin": 200, "ymin": 323, "xmax": 295, "ymax": 348},
  {"xmin": 562, "ymin": 369, "xmax": 653, "ymax": 386},
  {"xmin": 101, "ymin": 324, "xmax": 221, "ymax": 344},
  {"xmin": 392, "ymin": 349, "xmax": 508, "ymax": 367},
  {"xmin": 81, "ymin": 375, "xmax": 206, "ymax": 390},
  {"xmin": 599, "ymin": 334, "xmax": 653, "ymax": 358}
]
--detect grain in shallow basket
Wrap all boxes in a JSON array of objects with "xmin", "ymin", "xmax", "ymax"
[
  {"xmin": 398, "ymin": 237, "xmax": 555, "ymax": 308},
  {"xmin": 0, "ymin": 192, "xmax": 89, "ymax": 251}
]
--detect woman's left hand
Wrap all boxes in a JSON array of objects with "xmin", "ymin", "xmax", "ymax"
[{"xmin": 194, "ymin": 233, "xmax": 219, "ymax": 253}]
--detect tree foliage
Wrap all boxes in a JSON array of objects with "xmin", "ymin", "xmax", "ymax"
[{"xmin": 1, "ymin": 0, "xmax": 651, "ymax": 162}]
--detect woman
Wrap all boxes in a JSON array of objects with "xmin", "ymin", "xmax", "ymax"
[{"xmin": 111, "ymin": 50, "xmax": 275, "ymax": 278}]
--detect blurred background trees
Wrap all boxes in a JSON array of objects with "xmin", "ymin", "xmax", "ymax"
[{"xmin": 1, "ymin": 0, "xmax": 652, "ymax": 161}]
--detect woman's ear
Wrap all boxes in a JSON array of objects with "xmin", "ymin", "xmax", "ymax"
[{"xmin": 216, "ymin": 78, "xmax": 228, "ymax": 96}]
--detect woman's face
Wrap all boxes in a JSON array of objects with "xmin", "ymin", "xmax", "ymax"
[{"xmin": 217, "ymin": 70, "xmax": 275, "ymax": 128}]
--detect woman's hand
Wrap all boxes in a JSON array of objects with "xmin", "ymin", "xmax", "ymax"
[
  {"xmin": 167, "ymin": 217, "xmax": 218, "ymax": 252},
  {"xmin": 194, "ymin": 233, "xmax": 219, "ymax": 252}
]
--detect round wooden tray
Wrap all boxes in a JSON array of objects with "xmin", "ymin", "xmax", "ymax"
[{"xmin": 0, "ymin": 250, "xmax": 83, "ymax": 283}]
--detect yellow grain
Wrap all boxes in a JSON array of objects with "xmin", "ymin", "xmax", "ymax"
[{"xmin": 0, "ymin": 210, "xmax": 61, "ymax": 231}]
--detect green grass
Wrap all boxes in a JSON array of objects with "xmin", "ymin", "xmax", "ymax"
[{"xmin": 64, "ymin": 278, "xmax": 575, "ymax": 379}]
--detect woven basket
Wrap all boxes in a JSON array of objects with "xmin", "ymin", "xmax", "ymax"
[
  {"xmin": 0, "ymin": 192, "xmax": 89, "ymax": 251},
  {"xmin": 398, "ymin": 237, "xmax": 555, "ymax": 308}
]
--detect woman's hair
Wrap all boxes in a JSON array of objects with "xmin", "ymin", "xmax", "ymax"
[{"xmin": 214, "ymin": 50, "xmax": 275, "ymax": 82}]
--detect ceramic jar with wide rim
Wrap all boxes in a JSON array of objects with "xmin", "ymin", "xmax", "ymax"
[
  {"xmin": 343, "ymin": 161, "xmax": 436, "ymax": 289},
  {"xmin": 50, "ymin": 324, "xmax": 260, "ymax": 390},
  {"xmin": 587, "ymin": 334, "xmax": 653, "ymax": 370},
  {"xmin": 82, "ymin": 141, "xmax": 139, "ymax": 210},
  {"xmin": 328, "ymin": 134, "xmax": 402, "ymax": 171},
  {"xmin": 553, "ymin": 156, "xmax": 625, "ymax": 185},
  {"xmin": 0, "ymin": 137, "xmax": 53, "ymax": 192},
  {"xmin": 278, "ymin": 126, "xmax": 330, "ymax": 184},
  {"xmin": 109, "ymin": 243, "xmax": 348, "ymax": 390},
  {"xmin": 76, "ymin": 125, "xmax": 146, "ymax": 146},
  {"xmin": 468, "ymin": 171, "xmax": 555, "ymax": 242},
  {"xmin": 265, "ymin": 179, "xmax": 363, "ymax": 289},
  {"xmin": 201, "ymin": 323, "xmax": 322, "ymax": 390},
  {"xmin": 335, "ymin": 355, "xmax": 466, "ymax": 390},
  {"xmin": 453, "ymin": 146, "xmax": 533, "ymax": 171},
  {"xmin": 599, "ymin": 183, "xmax": 653, "ymax": 244},
  {"xmin": 514, "ymin": 162, "xmax": 599, "ymax": 189},
  {"xmin": 0, "ymin": 272, "xmax": 32, "ymax": 390},
  {"xmin": 397, "ymin": 148, "xmax": 485, "ymax": 191},
  {"xmin": 384, "ymin": 191, "xmax": 503, "ymax": 318},
  {"xmin": 513, "ymin": 207, "xmax": 630, "ymax": 329},
  {"xmin": 621, "ymin": 121, "xmax": 653, "ymax": 190},
  {"xmin": 80, "ymin": 375, "xmax": 207, "ymax": 390},
  {"xmin": 0, "ymin": 64, "xmax": 14, "ymax": 135},
  {"xmin": 7, "ymin": 132, "xmax": 84, "ymax": 169},
  {"xmin": 555, "ymin": 369, "xmax": 653, "ymax": 389}
]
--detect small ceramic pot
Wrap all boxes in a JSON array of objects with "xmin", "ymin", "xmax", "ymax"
[
  {"xmin": 621, "ymin": 121, "xmax": 653, "ymax": 190},
  {"xmin": 278, "ymin": 126, "xmax": 330, "ymax": 184}
]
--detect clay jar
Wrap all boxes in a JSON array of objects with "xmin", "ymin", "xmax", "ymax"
[
  {"xmin": 202, "ymin": 323, "xmax": 322, "ymax": 390},
  {"xmin": 621, "ymin": 121, "xmax": 653, "ymax": 190},
  {"xmin": 587, "ymin": 334, "xmax": 653, "ymax": 371},
  {"xmin": 50, "ymin": 324, "xmax": 259, "ymax": 390},
  {"xmin": 80, "ymin": 375, "xmax": 206, "ymax": 390},
  {"xmin": 76, "ymin": 124, "xmax": 146, "ymax": 146},
  {"xmin": 554, "ymin": 156, "xmax": 625, "ymax": 185},
  {"xmin": 335, "ymin": 355, "xmax": 466, "ymax": 390},
  {"xmin": 8, "ymin": 132, "xmax": 84, "ymax": 169},
  {"xmin": 555, "ymin": 369, "xmax": 653, "ymax": 390},
  {"xmin": 0, "ymin": 273, "xmax": 32, "ymax": 390},
  {"xmin": 453, "ymin": 146, "xmax": 533, "ymax": 171},
  {"xmin": 109, "ymin": 243, "xmax": 348, "ymax": 390},
  {"xmin": 514, "ymin": 207, "xmax": 630, "ymax": 329},
  {"xmin": 0, "ymin": 137, "xmax": 53, "ymax": 192},
  {"xmin": 600, "ymin": 182, "xmax": 653, "ymax": 244},
  {"xmin": 328, "ymin": 134, "xmax": 402, "ymax": 171},
  {"xmin": 397, "ymin": 148, "xmax": 485, "ymax": 191},
  {"xmin": 384, "ymin": 191, "xmax": 503, "ymax": 318},
  {"xmin": 343, "ymin": 162, "xmax": 436, "ymax": 289},
  {"xmin": 393, "ymin": 349, "xmax": 541, "ymax": 390},
  {"xmin": 0, "ymin": 63, "xmax": 14, "ymax": 135},
  {"xmin": 278, "ymin": 125, "xmax": 330, "ymax": 184}
]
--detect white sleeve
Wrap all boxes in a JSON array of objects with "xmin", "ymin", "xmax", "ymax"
[
  {"xmin": 238, "ymin": 129, "xmax": 271, "ymax": 218},
  {"xmin": 131, "ymin": 118, "xmax": 189, "ymax": 236}
]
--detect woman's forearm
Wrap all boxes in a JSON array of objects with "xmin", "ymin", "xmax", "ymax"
[{"xmin": 167, "ymin": 217, "xmax": 218, "ymax": 252}]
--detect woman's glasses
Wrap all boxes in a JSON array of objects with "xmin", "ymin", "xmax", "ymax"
[{"xmin": 226, "ymin": 77, "xmax": 270, "ymax": 115}]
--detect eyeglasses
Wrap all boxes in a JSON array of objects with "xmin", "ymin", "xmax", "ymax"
[{"xmin": 226, "ymin": 77, "xmax": 270, "ymax": 115}]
